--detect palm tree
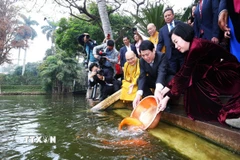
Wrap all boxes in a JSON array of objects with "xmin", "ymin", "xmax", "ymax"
[
  {"xmin": 17, "ymin": 14, "xmax": 39, "ymax": 75},
  {"xmin": 132, "ymin": 3, "xmax": 166, "ymax": 37},
  {"xmin": 41, "ymin": 19, "xmax": 58, "ymax": 54},
  {"xmin": 39, "ymin": 49, "xmax": 82, "ymax": 93},
  {"xmin": 96, "ymin": 0, "xmax": 112, "ymax": 38}
]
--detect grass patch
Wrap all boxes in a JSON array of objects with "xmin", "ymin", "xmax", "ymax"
[{"xmin": 1, "ymin": 85, "xmax": 46, "ymax": 93}]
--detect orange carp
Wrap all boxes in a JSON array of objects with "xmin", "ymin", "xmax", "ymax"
[
  {"xmin": 118, "ymin": 117, "xmax": 144, "ymax": 130},
  {"xmin": 102, "ymin": 138, "xmax": 149, "ymax": 146}
]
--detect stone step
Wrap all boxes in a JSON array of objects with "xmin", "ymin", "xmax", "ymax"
[
  {"xmin": 161, "ymin": 105, "xmax": 240, "ymax": 153},
  {"xmin": 111, "ymin": 100, "xmax": 240, "ymax": 154}
]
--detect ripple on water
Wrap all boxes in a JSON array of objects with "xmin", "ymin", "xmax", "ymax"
[{"xmin": 0, "ymin": 95, "xmax": 195, "ymax": 160}]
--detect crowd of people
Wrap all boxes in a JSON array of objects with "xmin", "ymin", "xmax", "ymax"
[{"xmin": 78, "ymin": 1, "xmax": 240, "ymax": 128}]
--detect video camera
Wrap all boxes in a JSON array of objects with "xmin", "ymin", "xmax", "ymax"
[
  {"xmin": 97, "ymin": 50, "xmax": 107, "ymax": 66},
  {"xmin": 97, "ymin": 50, "xmax": 107, "ymax": 57},
  {"xmin": 96, "ymin": 69, "xmax": 104, "ymax": 76}
]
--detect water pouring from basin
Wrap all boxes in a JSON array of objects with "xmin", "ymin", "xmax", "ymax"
[{"xmin": 119, "ymin": 96, "xmax": 161, "ymax": 130}]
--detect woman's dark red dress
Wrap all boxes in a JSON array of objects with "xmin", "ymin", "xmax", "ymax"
[{"xmin": 167, "ymin": 38, "xmax": 240, "ymax": 123}]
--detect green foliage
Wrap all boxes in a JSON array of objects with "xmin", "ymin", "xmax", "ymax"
[
  {"xmin": 17, "ymin": 14, "xmax": 39, "ymax": 40},
  {"xmin": 41, "ymin": 20, "xmax": 58, "ymax": 41},
  {"xmin": 2, "ymin": 62, "xmax": 41, "ymax": 85},
  {"xmin": 178, "ymin": 0, "xmax": 198, "ymax": 22},
  {"xmin": 132, "ymin": 3, "xmax": 166, "ymax": 37},
  {"xmin": 1, "ymin": 85, "xmax": 42, "ymax": 89},
  {"xmin": 39, "ymin": 48, "xmax": 84, "ymax": 93},
  {"xmin": 43, "ymin": 48, "xmax": 54, "ymax": 60},
  {"xmin": 0, "ymin": 85, "xmax": 44, "ymax": 93},
  {"xmin": 109, "ymin": 13, "xmax": 135, "ymax": 48},
  {"xmin": 55, "ymin": 17, "xmax": 103, "ymax": 57},
  {"xmin": 54, "ymin": 3, "xmax": 136, "ymax": 52}
]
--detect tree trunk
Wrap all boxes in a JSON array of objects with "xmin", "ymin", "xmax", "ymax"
[
  {"xmin": 96, "ymin": 0, "xmax": 113, "ymax": 38},
  {"xmin": 21, "ymin": 48, "xmax": 27, "ymax": 76},
  {"xmin": 17, "ymin": 48, "xmax": 21, "ymax": 66}
]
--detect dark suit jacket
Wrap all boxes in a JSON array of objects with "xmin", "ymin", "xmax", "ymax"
[
  {"xmin": 92, "ymin": 68, "xmax": 114, "ymax": 85},
  {"xmin": 193, "ymin": 0, "xmax": 220, "ymax": 40},
  {"xmin": 219, "ymin": 0, "xmax": 240, "ymax": 42},
  {"xmin": 138, "ymin": 52, "xmax": 173, "ymax": 91},
  {"xmin": 157, "ymin": 20, "xmax": 182, "ymax": 60},
  {"xmin": 119, "ymin": 44, "xmax": 138, "ymax": 67}
]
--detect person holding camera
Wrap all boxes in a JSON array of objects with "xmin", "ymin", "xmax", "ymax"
[
  {"xmin": 77, "ymin": 33, "xmax": 98, "ymax": 68},
  {"xmin": 88, "ymin": 63, "xmax": 117, "ymax": 101},
  {"xmin": 93, "ymin": 40, "xmax": 119, "ymax": 74}
]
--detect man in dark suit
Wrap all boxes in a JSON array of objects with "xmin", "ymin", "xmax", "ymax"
[
  {"xmin": 157, "ymin": 8, "xmax": 184, "ymax": 74},
  {"xmin": 218, "ymin": 0, "xmax": 240, "ymax": 62},
  {"xmin": 132, "ymin": 40, "xmax": 174, "ymax": 108},
  {"xmin": 193, "ymin": 0, "xmax": 220, "ymax": 43},
  {"xmin": 119, "ymin": 36, "xmax": 138, "ymax": 70}
]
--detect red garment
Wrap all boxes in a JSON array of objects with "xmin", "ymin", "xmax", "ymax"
[
  {"xmin": 115, "ymin": 54, "xmax": 122, "ymax": 75},
  {"xmin": 234, "ymin": 0, "xmax": 240, "ymax": 13},
  {"xmin": 115, "ymin": 63, "xmax": 122, "ymax": 75},
  {"xmin": 167, "ymin": 38, "xmax": 240, "ymax": 123}
]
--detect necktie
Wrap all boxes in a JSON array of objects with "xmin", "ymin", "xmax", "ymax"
[
  {"xmin": 169, "ymin": 22, "xmax": 174, "ymax": 31},
  {"xmin": 199, "ymin": 0, "xmax": 203, "ymax": 17},
  {"xmin": 199, "ymin": 0, "xmax": 204, "ymax": 34}
]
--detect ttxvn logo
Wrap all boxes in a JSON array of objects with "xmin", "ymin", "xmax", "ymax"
[{"xmin": 24, "ymin": 135, "xmax": 56, "ymax": 143}]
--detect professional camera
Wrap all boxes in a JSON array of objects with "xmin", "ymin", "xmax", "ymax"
[
  {"xmin": 97, "ymin": 50, "xmax": 107, "ymax": 66},
  {"xmin": 96, "ymin": 69, "xmax": 104, "ymax": 76},
  {"xmin": 97, "ymin": 50, "xmax": 107, "ymax": 57}
]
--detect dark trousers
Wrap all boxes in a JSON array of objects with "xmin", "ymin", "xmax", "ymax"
[{"xmin": 100, "ymin": 84, "xmax": 114, "ymax": 101}]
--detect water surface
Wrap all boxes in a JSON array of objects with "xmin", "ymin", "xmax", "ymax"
[{"xmin": 1, "ymin": 95, "xmax": 189, "ymax": 160}]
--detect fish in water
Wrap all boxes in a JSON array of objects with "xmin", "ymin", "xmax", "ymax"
[
  {"xmin": 118, "ymin": 117, "xmax": 144, "ymax": 130},
  {"xmin": 102, "ymin": 138, "xmax": 149, "ymax": 146}
]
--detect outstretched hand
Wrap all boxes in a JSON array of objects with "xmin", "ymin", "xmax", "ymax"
[
  {"xmin": 157, "ymin": 96, "xmax": 170, "ymax": 113},
  {"xmin": 218, "ymin": 10, "xmax": 230, "ymax": 32},
  {"xmin": 132, "ymin": 94, "xmax": 141, "ymax": 109},
  {"xmin": 154, "ymin": 89, "xmax": 163, "ymax": 104},
  {"xmin": 160, "ymin": 87, "xmax": 170, "ymax": 97},
  {"xmin": 128, "ymin": 84, "xmax": 134, "ymax": 94}
]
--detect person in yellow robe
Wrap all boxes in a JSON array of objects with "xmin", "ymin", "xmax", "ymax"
[
  {"xmin": 120, "ymin": 51, "xmax": 140, "ymax": 102},
  {"xmin": 147, "ymin": 23, "xmax": 166, "ymax": 53}
]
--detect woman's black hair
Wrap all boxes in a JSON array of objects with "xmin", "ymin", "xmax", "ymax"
[
  {"xmin": 139, "ymin": 40, "xmax": 155, "ymax": 52},
  {"xmin": 89, "ymin": 62, "xmax": 99, "ymax": 71},
  {"xmin": 169, "ymin": 22, "xmax": 194, "ymax": 42}
]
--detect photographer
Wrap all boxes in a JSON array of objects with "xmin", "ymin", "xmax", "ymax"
[
  {"xmin": 77, "ymin": 33, "xmax": 98, "ymax": 68},
  {"xmin": 89, "ymin": 63, "xmax": 118, "ymax": 101},
  {"xmin": 93, "ymin": 40, "xmax": 119, "ymax": 73}
]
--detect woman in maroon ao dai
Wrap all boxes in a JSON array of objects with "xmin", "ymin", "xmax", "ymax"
[{"xmin": 158, "ymin": 23, "xmax": 240, "ymax": 128}]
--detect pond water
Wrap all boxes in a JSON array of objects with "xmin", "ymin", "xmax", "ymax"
[{"xmin": 0, "ymin": 95, "xmax": 239, "ymax": 160}]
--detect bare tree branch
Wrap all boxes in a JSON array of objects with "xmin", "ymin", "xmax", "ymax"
[{"xmin": 130, "ymin": 0, "xmax": 146, "ymax": 16}]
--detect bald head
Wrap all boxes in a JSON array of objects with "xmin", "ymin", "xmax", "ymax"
[
  {"xmin": 147, "ymin": 23, "xmax": 156, "ymax": 36},
  {"xmin": 125, "ymin": 51, "xmax": 137, "ymax": 65}
]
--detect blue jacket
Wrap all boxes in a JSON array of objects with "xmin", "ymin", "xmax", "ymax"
[
  {"xmin": 85, "ymin": 41, "xmax": 98, "ymax": 63},
  {"xmin": 193, "ymin": 0, "xmax": 220, "ymax": 40}
]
